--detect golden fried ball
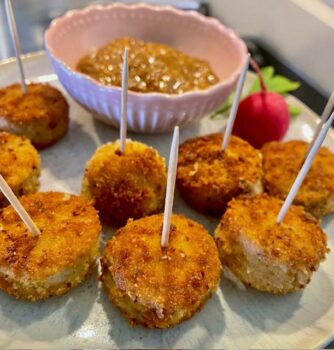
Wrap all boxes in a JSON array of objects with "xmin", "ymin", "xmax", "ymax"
[
  {"xmin": 82, "ymin": 140, "xmax": 166, "ymax": 226},
  {"xmin": 177, "ymin": 133, "xmax": 263, "ymax": 216},
  {"xmin": 0, "ymin": 192, "xmax": 101, "ymax": 301},
  {"xmin": 0, "ymin": 131, "xmax": 40, "ymax": 207},
  {"xmin": 101, "ymin": 214, "xmax": 221, "ymax": 328},
  {"xmin": 214, "ymin": 194, "xmax": 328, "ymax": 294},
  {"xmin": 262, "ymin": 140, "xmax": 334, "ymax": 218},
  {"xmin": 0, "ymin": 83, "xmax": 69, "ymax": 148}
]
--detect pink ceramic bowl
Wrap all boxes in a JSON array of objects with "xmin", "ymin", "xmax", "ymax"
[{"xmin": 45, "ymin": 3, "xmax": 247, "ymax": 133}]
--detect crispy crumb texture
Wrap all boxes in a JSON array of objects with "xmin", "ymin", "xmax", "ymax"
[
  {"xmin": 0, "ymin": 192, "xmax": 101, "ymax": 301},
  {"xmin": 0, "ymin": 132, "xmax": 40, "ymax": 207},
  {"xmin": 0, "ymin": 83, "xmax": 69, "ymax": 148},
  {"xmin": 262, "ymin": 140, "xmax": 334, "ymax": 218},
  {"xmin": 82, "ymin": 140, "xmax": 166, "ymax": 226},
  {"xmin": 215, "ymin": 194, "xmax": 328, "ymax": 294},
  {"xmin": 101, "ymin": 214, "xmax": 221, "ymax": 328},
  {"xmin": 177, "ymin": 133, "xmax": 263, "ymax": 216}
]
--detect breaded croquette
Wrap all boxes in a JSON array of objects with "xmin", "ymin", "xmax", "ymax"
[
  {"xmin": 82, "ymin": 140, "xmax": 166, "ymax": 226},
  {"xmin": 214, "ymin": 194, "xmax": 328, "ymax": 294},
  {"xmin": 177, "ymin": 133, "xmax": 263, "ymax": 216},
  {"xmin": 0, "ymin": 132, "xmax": 40, "ymax": 207},
  {"xmin": 101, "ymin": 214, "xmax": 221, "ymax": 328},
  {"xmin": 0, "ymin": 192, "xmax": 101, "ymax": 301},
  {"xmin": 262, "ymin": 140, "xmax": 334, "ymax": 218},
  {"xmin": 0, "ymin": 83, "xmax": 69, "ymax": 148}
]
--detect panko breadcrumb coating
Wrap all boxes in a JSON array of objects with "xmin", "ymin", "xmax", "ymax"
[
  {"xmin": 0, "ymin": 192, "xmax": 101, "ymax": 301},
  {"xmin": 101, "ymin": 214, "xmax": 221, "ymax": 328},
  {"xmin": 262, "ymin": 140, "xmax": 334, "ymax": 218},
  {"xmin": 0, "ymin": 83, "xmax": 69, "ymax": 148},
  {"xmin": 82, "ymin": 139, "xmax": 166, "ymax": 226},
  {"xmin": 0, "ymin": 132, "xmax": 40, "ymax": 207},
  {"xmin": 177, "ymin": 133, "xmax": 263, "ymax": 216},
  {"xmin": 214, "ymin": 194, "xmax": 328, "ymax": 294}
]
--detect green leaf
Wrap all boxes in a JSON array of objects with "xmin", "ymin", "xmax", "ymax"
[
  {"xmin": 209, "ymin": 65, "xmax": 301, "ymax": 119},
  {"xmin": 210, "ymin": 95, "xmax": 233, "ymax": 119},
  {"xmin": 248, "ymin": 66, "xmax": 275, "ymax": 94},
  {"xmin": 248, "ymin": 66, "xmax": 300, "ymax": 95},
  {"xmin": 288, "ymin": 103, "xmax": 301, "ymax": 117},
  {"xmin": 266, "ymin": 76, "xmax": 301, "ymax": 94},
  {"xmin": 210, "ymin": 110, "xmax": 224, "ymax": 119},
  {"xmin": 262, "ymin": 66, "xmax": 276, "ymax": 80}
]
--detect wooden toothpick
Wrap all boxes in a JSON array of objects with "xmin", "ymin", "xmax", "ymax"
[
  {"xmin": 161, "ymin": 126, "xmax": 179, "ymax": 248},
  {"xmin": 277, "ymin": 110, "xmax": 334, "ymax": 223},
  {"xmin": 222, "ymin": 54, "xmax": 250, "ymax": 150},
  {"xmin": 119, "ymin": 48, "xmax": 128, "ymax": 153},
  {"xmin": 5, "ymin": 0, "xmax": 27, "ymax": 94},
  {"xmin": 305, "ymin": 90, "xmax": 334, "ymax": 158},
  {"xmin": 0, "ymin": 175, "xmax": 40, "ymax": 236}
]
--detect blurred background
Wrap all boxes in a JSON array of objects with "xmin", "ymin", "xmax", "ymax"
[{"xmin": 0, "ymin": 0, "xmax": 333, "ymax": 112}]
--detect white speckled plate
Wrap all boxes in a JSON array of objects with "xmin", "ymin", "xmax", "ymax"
[{"xmin": 0, "ymin": 52, "xmax": 333, "ymax": 349}]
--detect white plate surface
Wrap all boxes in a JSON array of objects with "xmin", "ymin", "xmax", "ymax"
[{"xmin": 0, "ymin": 52, "xmax": 333, "ymax": 349}]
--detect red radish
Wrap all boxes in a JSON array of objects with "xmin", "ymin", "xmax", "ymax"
[{"xmin": 233, "ymin": 59, "xmax": 290, "ymax": 149}]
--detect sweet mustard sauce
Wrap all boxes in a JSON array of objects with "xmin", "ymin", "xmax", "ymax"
[{"xmin": 76, "ymin": 37, "xmax": 218, "ymax": 94}]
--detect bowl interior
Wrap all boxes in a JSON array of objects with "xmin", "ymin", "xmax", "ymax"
[{"xmin": 46, "ymin": 4, "xmax": 246, "ymax": 83}]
